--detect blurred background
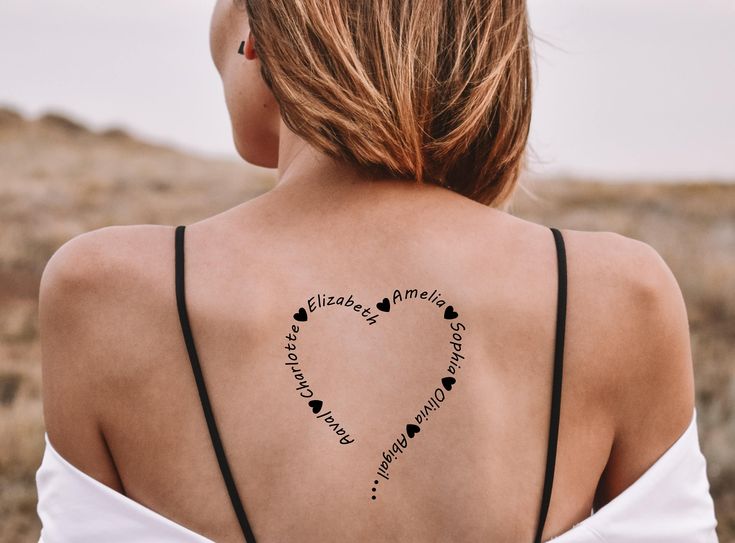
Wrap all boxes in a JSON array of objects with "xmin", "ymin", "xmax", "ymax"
[{"xmin": 0, "ymin": 0, "xmax": 733, "ymax": 541}]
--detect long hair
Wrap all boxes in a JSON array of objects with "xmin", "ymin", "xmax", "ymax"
[{"xmin": 239, "ymin": 0, "xmax": 533, "ymax": 208}]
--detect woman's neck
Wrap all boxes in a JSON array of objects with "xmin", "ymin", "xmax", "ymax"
[{"xmin": 269, "ymin": 122, "xmax": 455, "ymax": 208}]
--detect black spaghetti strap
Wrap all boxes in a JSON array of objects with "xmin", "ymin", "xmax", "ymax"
[
  {"xmin": 533, "ymin": 227, "xmax": 567, "ymax": 543},
  {"xmin": 174, "ymin": 225, "xmax": 257, "ymax": 543}
]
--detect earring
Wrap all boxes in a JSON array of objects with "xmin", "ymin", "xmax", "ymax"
[{"xmin": 237, "ymin": 40, "xmax": 246, "ymax": 55}]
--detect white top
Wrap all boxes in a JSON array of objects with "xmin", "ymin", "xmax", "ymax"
[{"xmin": 36, "ymin": 407, "xmax": 719, "ymax": 543}]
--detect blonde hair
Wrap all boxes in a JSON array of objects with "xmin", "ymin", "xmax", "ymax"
[{"xmin": 240, "ymin": 0, "xmax": 533, "ymax": 208}]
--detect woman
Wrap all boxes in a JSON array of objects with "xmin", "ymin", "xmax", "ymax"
[{"xmin": 35, "ymin": 1, "xmax": 719, "ymax": 542}]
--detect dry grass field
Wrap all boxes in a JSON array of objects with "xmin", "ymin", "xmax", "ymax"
[{"xmin": 0, "ymin": 106, "xmax": 733, "ymax": 542}]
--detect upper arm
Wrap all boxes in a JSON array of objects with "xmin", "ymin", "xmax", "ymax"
[
  {"xmin": 39, "ymin": 226, "xmax": 128, "ymax": 492},
  {"xmin": 591, "ymin": 232, "xmax": 696, "ymax": 508}
]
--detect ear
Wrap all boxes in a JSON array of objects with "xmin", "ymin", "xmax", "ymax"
[{"xmin": 244, "ymin": 32, "xmax": 257, "ymax": 60}]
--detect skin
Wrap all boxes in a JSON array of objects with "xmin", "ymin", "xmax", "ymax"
[{"xmin": 38, "ymin": 2, "xmax": 696, "ymax": 542}]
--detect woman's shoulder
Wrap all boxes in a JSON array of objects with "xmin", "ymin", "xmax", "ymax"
[
  {"xmin": 40, "ymin": 224, "xmax": 173, "ymax": 302},
  {"xmin": 39, "ymin": 225, "xmax": 181, "ymax": 393},
  {"xmin": 550, "ymin": 226, "xmax": 696, "ymax": 510},
  {"xmin": 39, "ymin": 223, "xmax": 181, "ymax": 380},
  {"xmin": 492, "ymin": 219, "xmax": 696, "ymax": 506},
  {"xmin": 38, "ymin": 223, "xmax": 178, "ymax": 495},
  {"xmin": 479, "ymin": 210, "xmax": 678, "ymax": 307},
  {"xmin": 41, "ymin": 223, "xmax": 172, "ymax": 277}
]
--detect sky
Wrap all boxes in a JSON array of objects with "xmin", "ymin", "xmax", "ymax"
[{"xmin": 1, "ymin": 0, "xmax": 733, "ymax": 181}]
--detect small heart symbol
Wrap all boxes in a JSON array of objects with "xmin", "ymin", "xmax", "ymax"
[
  {"xmin": 441, "ymin": 376, "xmax": 456, "ymax": 391},
  {"xmin": 443, "ymin": 305, "xmax": 458, "ymax": 320},
  {"xmin": 308, "ymin": 399, "xmax": 323, "ymax": 414},
  {"xmin": 294, "ymin": 307, "xmax": 308, "ymax": 322},
  {"xmin": 406, "ymin": 424, "xmax": 421, "ymax": 439},
  {"xmin": 376, "ymin": 298, "xmax": 391, "ymax": 312}
]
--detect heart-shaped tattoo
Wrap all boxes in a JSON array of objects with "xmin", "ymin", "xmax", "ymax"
[
  {"xmin": 406, "ymin": 424, "xmax": 421, "ymax": 439},
  {"xmin": 441, "ymin": 376, "xmax": 456, "ymax": 391},
  {"xmin": 282, "ymin": 288, "xmax": 467, "ymax": 501},
  {"xmin": 308, "ymin": 399, "xmax": 323, "ymax": 414},
  {"xmin": 376, "ymin": 298, "xmax": 391, "ymax": 312},
  {"xmin": 443, "ymin": 306, "xmax": 458, "ymax": 320}
]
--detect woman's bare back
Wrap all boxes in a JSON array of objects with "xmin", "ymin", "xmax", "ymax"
[{"xmin": 40, "ymin": 180, "xmax": 695, "ymax": 542}]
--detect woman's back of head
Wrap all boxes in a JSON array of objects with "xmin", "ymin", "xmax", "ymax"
[{"xmin": 236, "ymin": 0, "xmax": 533, "ymax": 208}]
